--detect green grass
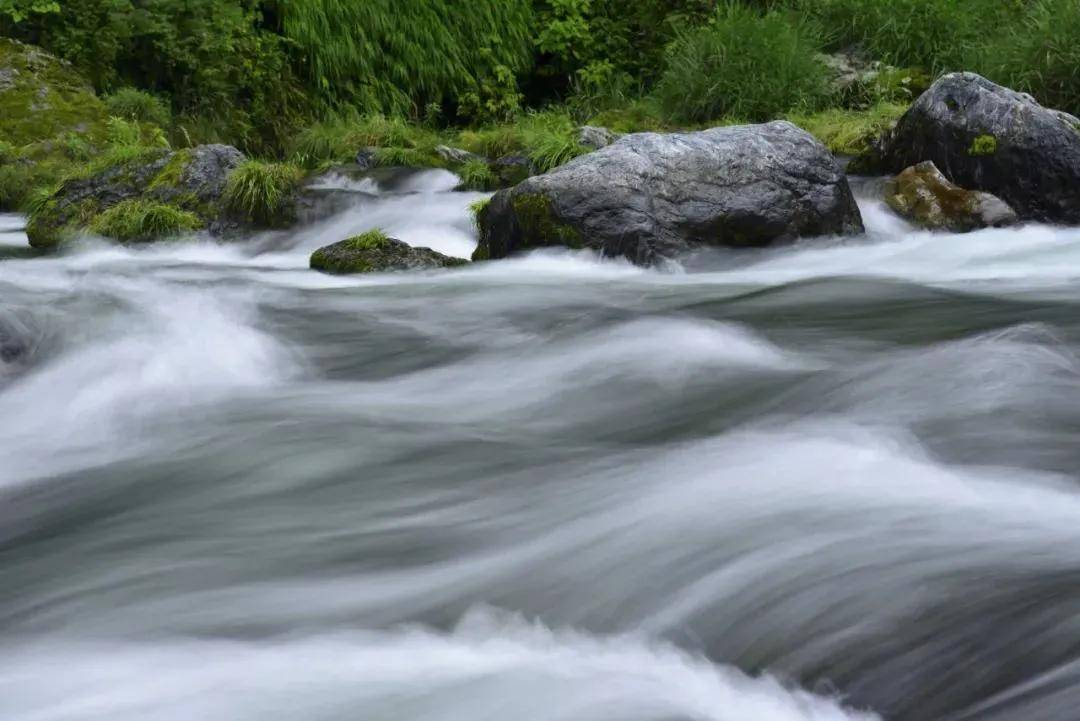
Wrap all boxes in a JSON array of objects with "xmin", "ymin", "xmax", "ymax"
[
  {"xmin": 457, "ymin": 159, "xmax": 496, "ymax": 190},
  {"xmin": 788, "ymin": 102, "xmax": 908, "ymax": 155},
  {"xmin": 104, "ymin": 88, "xmax": 172, "ymax": 129},
  {"xmin": 655, "ymin": 3, "xmax": 831, "ymax": 123},
  {"xmin": 291, "ymin": 113, "xmax": 442, "ymax": 166},
  {"xmin": 89, "ymin": 199, "xmax": 202, "ymax": 242},
  {"xmin": 975, "ymin": 0, "xmax": 1080, "ymax": 114},
  {"xmin": 223, "ymin": 160, "xmax": 303, "ymax": 227},
  {"xmin": 797, "ymin": 0, "xmax": 1023, "ymax": 75}
]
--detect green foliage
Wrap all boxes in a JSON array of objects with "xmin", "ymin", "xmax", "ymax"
[
  {"xmin": 469, "ymin": 198, "xmax": 491, "ymax": 230},
  {"xmin": 4, "ymin": 0, "xmax": 308, "ymax": 153},
  {"xmin": 88, "ymin": 198, "xmax": 201, "ymax": 242},
  {"xmin": 280, "ymin": 0, "xmax": 534, "ymax": 120},
  {"xmin": 457, "ymin": 159, "xmax": 497, "ymax": 190},
  {"xmin": 788, "ymin": 102, "xmax": 908, "ymax": 155},
  {"xmin": 977, "ymin": 0, "xmax": 1080, "ymax": 114},
  {"xmin": 655, "ymin": 3, "xmax": 831, "ymax": 123},
  {"xmin": 530, "ymin": 0, "xmax": 715, "ymax": 100},
  {"xmin": 291, "ymin": 113, "xmax": 442, "ymax": 166},
  {"xmin": 223, "ymin": 160, "xmax": 303, "ymax": 227},
  {"xmin": 0, "ymin": 0, "xmax": 58, "ymax": 23},
  {"xmin": 796, "ymin": 0, "xmax": 1023, "ymax": 74},
  {"xmin": 104, "ymin": 88, "xmax": 171, "ymax": 128},
  {"xmin": 518, "ymin": 110, "xmax": 588, "ymax": 172}
]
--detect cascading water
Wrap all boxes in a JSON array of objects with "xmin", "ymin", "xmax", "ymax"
[{"xmin": 4, "ymin": 170, "xmax": 1080, "ymax": 721}]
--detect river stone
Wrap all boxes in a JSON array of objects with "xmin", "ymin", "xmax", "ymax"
[
  {"xmin": 310, "ymin": 233, "xmax": 468, "ymax": 274},
  {"xmin": 869, "ymin": 72, "xmax": 1080, "ymax": 223},
  {"xmin": 885, "ymin": 161, "xmax": 1017, "ymax": 232},
  {"xmin": 435, "ymin": 145, "xmax": 484, "ymax": 165},
  {"xmin": 474, "ymin": 121, "xmax": 863, "ymax": 265},
  {"xmin": 27, "ymin": 144, "xmax": 249, "ymax": 248}
]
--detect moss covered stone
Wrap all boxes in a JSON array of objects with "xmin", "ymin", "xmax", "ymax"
[
  {"xmin": 0, "ymin": 38, "xmax": 107, "ymax": 147},
  {"xmin": 25, "ymin": 144, "xmax": 249, "ymax": 248},
  {"xmin": 310, "ymin": 229, "xmax": 468, "ymax": 274},
  {"xmin": 510, "ymin": 193, "xmax": 582, "ymax": 248},
  {"xmin": 885, "ymin": 160, "xmax": 1017, "ymax": 232}
]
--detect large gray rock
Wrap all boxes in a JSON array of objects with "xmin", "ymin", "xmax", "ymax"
[
  {"xmin": 475, "ymin": 121, "xmax": 864, "ymax": 265},
  {"xmin": 870, "ymin": 72, "xmax": 1080, "ymax": 223},
  {"xmin": 885, "ymin": 161, "xmax": 1017, "ymax": 232}
]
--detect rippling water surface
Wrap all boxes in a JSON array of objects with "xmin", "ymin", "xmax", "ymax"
[{"xmin": 4, "ymin": 172, "xmax": 1080, "ymax": 721}]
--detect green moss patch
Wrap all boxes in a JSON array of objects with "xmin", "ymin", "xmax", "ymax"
[
  {"xmin": 788, "ymin": 102, "xmax": 908, "ymax": 156},
  {"xmin": 0, "ymin": 38, "xmax": 107, "ymax": 146},
  {"xmin": 511, "ymin": 192, "xmax": 583, "ymax": 249},
  {"xmin": 968, "ymin": 134, "xmax": 998, "ymax": 156}
]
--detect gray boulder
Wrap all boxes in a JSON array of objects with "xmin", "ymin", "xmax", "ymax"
[
  {"xmin": 885, "ymin": 161, "xmax": 1017, "ymax": 232},
  {"xmin": 475, "ymin": 121, "xmax": 863, "ymax": 265},
  {"xmin": 310, "ymin": 231, "xmax": 468, "ymax": 274},
  {"xmin": 27, "ymin": 144, "xmax": 248, "ymax": 248},
  {"xmin": 870, "ymin": 72, "xmax": 1080, "ymax": 223}
]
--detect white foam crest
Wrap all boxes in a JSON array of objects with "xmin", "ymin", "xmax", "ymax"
[
  {"xmin": 304, "ymin": 173, "xmax": 380, "ymax": 194},
  {"xmin": 0, "ymin": 283, "xmax": 298, "ymax": 485},
  {"xmin": 0, "ymin": 609, "xmax": 877, "ymax": 721}
]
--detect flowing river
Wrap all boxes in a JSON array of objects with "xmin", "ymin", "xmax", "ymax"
[{"xmin": 4, "ymin": 170, "xmax": 1080, "ymax": 721}]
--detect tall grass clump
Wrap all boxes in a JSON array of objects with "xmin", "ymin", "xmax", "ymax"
[
  {"xmin": 654, "ymin": 3, "xmax": 830, "ymax": 123},
  {"xmin": 89, "ymin": 199, "xmax": 202, "ymax": 242},
  {"xmin": 292, "ymin": 113, "xmax": 441, "ymax": 166},
  {"xmin": 104, "ymin": 88, "xmax": 172, "ymax": 129},
  {"xmin": 797, "ymin": 0, "xmax": 1022, "ymax": 74},
  {"xmin": 280, "ymin": 0, "xmax": 534, "ymax": 119},
  {"xmin": 977, "ymin": 0, "xmax": 1080, "ymax": 114},
  {"xmin": 223, "ymin": 161, "xmax": 303, "ymax": 227}
]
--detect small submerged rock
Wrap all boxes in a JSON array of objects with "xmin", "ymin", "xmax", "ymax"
[
  {"xmin": 475, "ymin": 121, "xmax": 863, "ymax": 266},
  {"xmin": 310, "ymin": 230, "xmax": 468, "ymax": 274},
  {"xmin": 885, "ymin": 161, "xmax": 1017, "ymax": 232}
]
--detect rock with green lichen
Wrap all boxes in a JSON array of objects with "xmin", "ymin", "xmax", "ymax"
[
  {"xmin": 310, "ymin": 230, "xmax": 468, "ymax": 274},
  {"xmin": 26, "ymin": 143, "xmax": 247, "ymax": 248},
  {"xmin": 885, "ymin": 161, "xmax": 1017, "ymax": 232},
  {"xmin": 866, "ymin": 72, "xmax": 1080, "ymax": 223},
  {"xmin": 475, "ymin": 122, "xmax": 863, "ymax": 266},
  {"xmin": 0, "ymin": 38, "xmax": 107, "ymax": 147}
]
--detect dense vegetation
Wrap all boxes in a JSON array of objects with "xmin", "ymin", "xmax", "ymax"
[{"xmin": 3, "ymin": 0, "xmax": 1080, "ymax": 216}]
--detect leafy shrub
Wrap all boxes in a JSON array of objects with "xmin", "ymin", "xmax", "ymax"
[
  {"xmin": 105, "ymin": 88, "xmax": 171, "ymax": 128},
  {"xmin": 89, "ymin": 199, "xmax": 201, "ymax": 242},
  {"xmin": 223, "ymin": 160, "xmax": 303, "ymax": 227},
  {"xmin": 654, "ymin": 3, "xmax": 830, "ymax": 123}
]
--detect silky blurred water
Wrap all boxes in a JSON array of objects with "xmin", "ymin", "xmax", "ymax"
[{"xmin": 4, "ymin": 171, "xmax": 1080, "ymax": 721}]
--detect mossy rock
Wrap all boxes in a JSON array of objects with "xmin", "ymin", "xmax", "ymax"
[
  {"xmin": 310, "ymin": 229, "xmax": 468, "ymax": 274},
  {"xmin": 0, "ymin": 38, "xmax": 106, "ymax": 146},
  {"xmin": 472, "ymin": 190, "xmax": 583, "ymax": 261},
  {"xmin": 885, "ymin": 161, "xmax": 1017, "ymax": 232},
  {"xmin": 26, "ymin": 144, "xmax": 247, "ymax": 248}
]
